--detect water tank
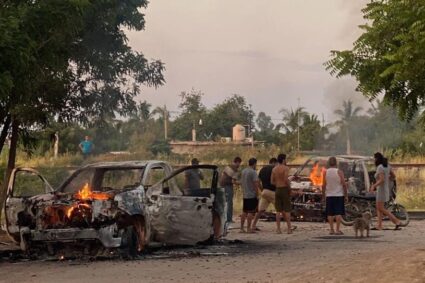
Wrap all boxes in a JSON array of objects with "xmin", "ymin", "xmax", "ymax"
[{"xmin": 232, "ymin": 124, "xmax": 246, "ymax": 141}]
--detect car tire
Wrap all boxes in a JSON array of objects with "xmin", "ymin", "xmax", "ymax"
[{"xmin": 120, "ymin": 226, "xmax": 139, "ymax": 259}]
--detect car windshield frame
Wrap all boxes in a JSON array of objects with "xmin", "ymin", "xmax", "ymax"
[{"xmin": 57, "ymin": 166, "xmax": 146, "ymax": 194}]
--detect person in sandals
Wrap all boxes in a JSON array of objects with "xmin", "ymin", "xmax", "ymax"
[{"xmin": 322, "ymin": 156, "xmax": 348, "ymax": 235}]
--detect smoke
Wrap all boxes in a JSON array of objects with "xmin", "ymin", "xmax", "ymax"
[
  {"xmin": 336, "ymin": 0, "xmax": 369, "ymax": 40},
  {"xmin": 323, "ymin": 78, "xmax": 370, "ymax": 121}
]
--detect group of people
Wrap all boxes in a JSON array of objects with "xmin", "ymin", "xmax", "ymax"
[
  {"xmin": 220, "ymin": 154, "xmax": 294, "ymax": 234},
  {"xmin": 219, "ymin": 152, "xmax": 403, "ymax": 235}
]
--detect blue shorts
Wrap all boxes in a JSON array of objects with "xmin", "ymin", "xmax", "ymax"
[{"xmin": 326, "ymin": 196, "xmax": 345, "ymax": 216}]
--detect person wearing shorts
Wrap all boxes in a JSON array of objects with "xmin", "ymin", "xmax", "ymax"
[
  {"xmin": 240, "ymin": 158, "xmax": 260, "ymax": 233},
  {"xmin": 252, "ymin": 158, "xmax": 277, "ymax": 230},
  {"xmin": 322, "ymin": 156, "xmax": 348, "ymax": 235},
  {"xmin": 271, "ymin": 153, "xmax": 293, "ymax": 234}
]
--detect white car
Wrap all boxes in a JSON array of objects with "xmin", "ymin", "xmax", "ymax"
[{"xmin": 5, "ymin": 161, "xmax": 226, "ymax": 257}]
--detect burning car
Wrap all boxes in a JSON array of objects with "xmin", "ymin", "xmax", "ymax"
[
  {"xmin": 289, "ymin": 155, "xmax": 375, "ymax": 221},
  {"xmin": 4, "ymin": 161, "xmax": 226, "ymax": 257}
]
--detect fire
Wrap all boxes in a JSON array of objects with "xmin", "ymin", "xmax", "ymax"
[
  {"xmin": 74, "ymin": 183, "xmax": 111, "ymax": 201},
  {"xmin": 66, "ymin": 203, "xmax": 91, "ymax": 219},
  {"xmin": 310, "ymin": 163, "xmax": 325, "ymax": 186}
]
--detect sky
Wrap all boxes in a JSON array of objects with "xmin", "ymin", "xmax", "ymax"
[{"xmin": 127, "ymin": 0, "xmax": 369, "ymax": 123}]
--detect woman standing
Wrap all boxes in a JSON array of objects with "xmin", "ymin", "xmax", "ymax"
[
  {"xmin": 369, "ymin": 152, "xmax": 402, "ymax": 230},
  {"xmin": 322, "ymin": 156, "xmax": 348, "ymax": 235}
]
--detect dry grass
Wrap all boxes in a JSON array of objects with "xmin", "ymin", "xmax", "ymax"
[{"xmin": 394, "ymin": 168, "xmax": 425, "ymax": 210}]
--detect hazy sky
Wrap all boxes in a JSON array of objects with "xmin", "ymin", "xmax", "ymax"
[{"xmin": 127, "ymin": 0, "xmax": 369, "ymax": 122}]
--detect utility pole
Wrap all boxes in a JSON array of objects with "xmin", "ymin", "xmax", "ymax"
[
  {"xmin": 297, "ymin": 97, "xmax": 300, "ymax": 152},
  {"xmin": 53, "ymin": 132, "xmax": 59, "ymax": 158},
  {"xmin": 163, "ymin": 104, "xmax": 168, "ymax": 140}
]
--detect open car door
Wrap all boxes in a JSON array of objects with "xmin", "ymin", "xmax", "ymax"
[
  {"xmin": 147, "ymin": 165, "xmax": 224, "ymax": 245},
  {"xmin": 4, "ymin": 168, "xmax": 53, "ymax": 242}
]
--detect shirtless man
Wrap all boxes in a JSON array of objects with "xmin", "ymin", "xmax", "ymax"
[{"xmin": 271, "ymin": 153, "xmax": 293, "ymax": 234}]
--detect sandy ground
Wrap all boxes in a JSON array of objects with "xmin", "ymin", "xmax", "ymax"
[{"xmin": 0, "ymin": 220, "xmax": 424, "ymax": 283}]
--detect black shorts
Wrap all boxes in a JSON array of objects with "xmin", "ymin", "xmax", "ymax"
[
  {"xmin": 326, "ymin": 196, "xmax": 345, "ymax": 216},
  {"xmin": 243, "ymin": 198, "xmax": 258, "ymax": 213}
]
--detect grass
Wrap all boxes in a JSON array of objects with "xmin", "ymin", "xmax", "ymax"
[
  {"xmin": 1, "ymin": 148, "xmax": 425, "ymax": 210},
  {"xmin": 393, "ymin": 168, "xmax": 425, "ymax": 210}
]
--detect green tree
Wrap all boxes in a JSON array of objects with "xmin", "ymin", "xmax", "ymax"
[
  {"xmin": 326, "ymin": 0, "xmax": 425, "ymax": 122},
  {"xmin": 300, "ymin": 114, "xmax": 323, "ymax": 151},
  {"xmin": 206, "ymin": 95, "xmax": 254, "ymax": 139},
  {"xmin": 255, "ymin": 112, "xmax": 282, "ymax": 144},
  {"xmin": 277, "ymin": 107, "xmax": 307, "ymax": 150},
  {"xmin": 0, "ymin": 0, "xmax": 164, "ymax": 213},
  {"xmin": 170, "ymin": 89, "xmax": 207, "ymax": 141},
  {"xmin": 334, "ymin": 100, "xmax": 363, "ymax": 155}
]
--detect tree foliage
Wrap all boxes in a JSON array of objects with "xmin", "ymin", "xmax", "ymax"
[
  {"xmin": 326, "ymin": 0, "xmax": 425, "ymax": 122},
  {"xmin": 0, "ymin": 0, "xmax": 165, "ymax": 145}
]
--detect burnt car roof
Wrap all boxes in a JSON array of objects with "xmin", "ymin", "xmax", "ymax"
[
  {"xmin": 80, "ymin": 160, "xmax": 166, "ymax": 169},
  {"xmin": 308, "ymin": 155, "xmax": 373, "ymax": 162}
]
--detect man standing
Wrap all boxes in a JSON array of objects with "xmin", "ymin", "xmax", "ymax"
[
  {"xmin": 220, "ymin": 157, "xmax": 242, "ymax": 223},
  {"xmin": 271, "ymin": 153, "xmax": 293, "ymax": 234},
  {"xmin": 252, "ymin": 157, "xmax": 277, "ymax": 231},
  {"xmin": 79, "ymin": 135, "xmax": 94, "ymax": 159},
  {"xmin": 240, "ymin": 158, "xmax": 260, "ymax": 233},
  {"xmin": 184, "ymin": 158, "xmax": 204, "ymax": 194}
]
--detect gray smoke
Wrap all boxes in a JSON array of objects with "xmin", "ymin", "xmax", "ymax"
[
  {"xmin": 323, "ymin": 78, "xmax": 370, "ymax": 122},
  {"xmin": 337, "ymin": 0, "xmax": 369, "ymax": 40}
]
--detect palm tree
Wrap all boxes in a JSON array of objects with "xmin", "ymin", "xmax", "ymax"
[
  {"xmin": 334, "ymin": 100, "xmax": 362, "ymax": 155},
  {"xmin": 277, "ymin": 107, "xmax": 307, "ymax": 133},
  {"xmin": 276, "ymin": 107, "xmax": 307, "ymax": 151}
]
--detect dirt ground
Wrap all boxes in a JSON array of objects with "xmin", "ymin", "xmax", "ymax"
[{"xmin": 1, "ymin": 220, "xmax": 424, "ymax": 283}]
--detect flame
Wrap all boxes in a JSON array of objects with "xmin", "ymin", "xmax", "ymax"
[
  {"xmin": 309, "ymin": 163, "xmax": 325, "ymax": 186},
  {"xmin": 66, "ymin": 203, "xmax": 91, "ymax": 219},
  {"xmin": 74, "ymin": 183, "xmax": 111, "ymax": 201}
]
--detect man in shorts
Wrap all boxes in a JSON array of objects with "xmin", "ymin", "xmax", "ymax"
[
  {"xmin": 271, "ymin": 153, "xmax": 293, "ymax": 234},
  {"xmin": 252, "ymin": 157, "xmax": 277, "ymax": 231},
  {"xmin": 240, "ymin": 158, "xmax": 260, "ymax": 233}
]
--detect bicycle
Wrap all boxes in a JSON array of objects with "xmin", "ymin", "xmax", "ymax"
[{"xmin": 342, "ymin": 183, "xmax": 409, "ymax": 227}]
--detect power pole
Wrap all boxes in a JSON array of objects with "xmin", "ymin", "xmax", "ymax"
[
  {"xmin": 297, "ymin": 97, "xmax": 300, "ymax": 152},
  {"xmin": 53, "ymin": 132, "xmax": 59, "ymax": 158},
  {"xmin": 163, "ymin": 105, "xmax": 168, "ymax": 140}
]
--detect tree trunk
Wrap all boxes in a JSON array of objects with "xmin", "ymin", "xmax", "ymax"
[
  {"xmin": 0, "ymin": 118, "xmax": 19, "ymax": 222},
  {"xmin": 346, "ymin": 126, "xmax": 351, "ymax": 155},
  {"xmin": 0, "ymin": 114, "xmax": 11, "ymax": 155}
]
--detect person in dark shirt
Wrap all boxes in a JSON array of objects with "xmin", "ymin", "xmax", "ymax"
[
  {"xmin": 252, "ymin": 157, "xmax": 277, "ymax": 230},
  {"xmin": 184, "ymin": 158, "xmax": 204, "ymax": 194}
]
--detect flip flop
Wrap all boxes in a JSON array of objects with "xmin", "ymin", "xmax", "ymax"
[
  {"xmin": 335, "ymin": 231, "xmax": 344, "ymax": 235},
  {"xmin": 329, "ymin": 231, "xmax": 335, "ymax": 235},
  {"xmin": 394, "ymin": 224, "xmax": 402, "ymax": 231}
]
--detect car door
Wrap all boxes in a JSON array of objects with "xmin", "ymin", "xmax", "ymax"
[
  {"xmin": 146, "ymin": 165, "xmax": 218, "ymax": 245},
  {"xmin": 5, "ymin": 168, "xmax": 53, "ymax": 241}
]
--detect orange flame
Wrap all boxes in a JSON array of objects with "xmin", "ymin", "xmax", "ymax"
[
  {"xmin": 66, "ymin": 203, "xmax": 91, "ymax": 219},
  {"xmin": 74, "ymin": 183, "xmax": 111, "ymax": 201},
  {"xmin": 309, "ymin": 164, "xmax": 325, "ymax": 186}
]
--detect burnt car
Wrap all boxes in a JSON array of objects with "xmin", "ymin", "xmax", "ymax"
[
  {"xmin": 4, "ymin": 161, "xmax": 226, "ymax": 256},
  {"xmin": 289, "ymin": 155, "xmax": 375, "ymax": 221}
]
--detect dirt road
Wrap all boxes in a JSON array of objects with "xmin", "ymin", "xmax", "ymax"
[{"xmin": 1, "ymin": 220, "xmax": 424, "ymax": 283}]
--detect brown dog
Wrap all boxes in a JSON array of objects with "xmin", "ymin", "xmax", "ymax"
[{"xmin": 353, "ymin": 212, "xmax": 372, "ymax": 238}]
